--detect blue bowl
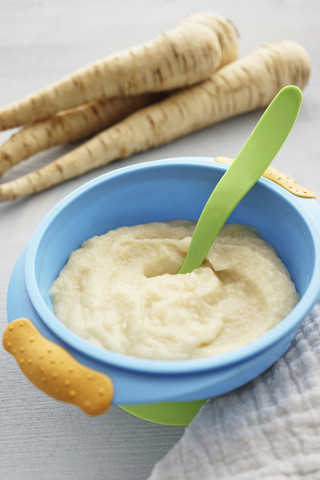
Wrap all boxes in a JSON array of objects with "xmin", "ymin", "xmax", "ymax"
[{"xmin": 7, "ymin": 157, "xmax": 320, "ymax": 424}]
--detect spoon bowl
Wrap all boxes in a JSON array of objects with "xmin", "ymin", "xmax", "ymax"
[{"xmin": 5, "ymin": 156, "xmax": 320, "ymax": 425}]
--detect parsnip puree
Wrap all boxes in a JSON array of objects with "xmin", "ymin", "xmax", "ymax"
[{"xmin": 50, "ymin": 221, "xmax": 298, "ymax": 360}]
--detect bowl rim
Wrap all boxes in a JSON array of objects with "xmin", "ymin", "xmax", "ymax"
[{"xmin": 24, "ymin": 157, "xmax": 320, "ymax": 374}]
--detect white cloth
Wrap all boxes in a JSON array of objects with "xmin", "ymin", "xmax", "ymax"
[{"xmin": 149, "ymin": 303, "xmax": 320, "ymax": 480}]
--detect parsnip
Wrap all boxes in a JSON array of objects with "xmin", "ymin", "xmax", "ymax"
[
  {"xmin": 0, "ymin": 93, "xmax": 155, "ymax": 176},
  {"xmin": 0, "ymin": 13, "xmax": 239, "ymax": 130},
  {"xmin": 0, "ymin": 41, "xmax": 311, "ymax": 202}
]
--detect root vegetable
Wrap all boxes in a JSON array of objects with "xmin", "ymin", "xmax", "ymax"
[
  {"xmin": 0, "ymin": 93, "xmax": 155, "ymax": 176},
  {"xmin": 0, "ymin": 40, "xmax": 311, "ymax": 202},
  {"xmin": 0, "ymin": 12, "xmax": 239, "ymax": 130}
]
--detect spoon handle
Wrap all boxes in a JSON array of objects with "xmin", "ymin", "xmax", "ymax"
[{"xmin": 179, "ymin": 85, "xmax": 303, "ymax": 274}]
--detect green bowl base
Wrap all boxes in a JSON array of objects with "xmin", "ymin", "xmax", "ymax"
[{"xmin": 119, "ymin": 399, "xmax": 207, "ymax": 426}]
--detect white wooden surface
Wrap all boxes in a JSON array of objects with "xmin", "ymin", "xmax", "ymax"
[{"xmin": 0, "ymin": 1, "xmax": 319, "ymax": 479}]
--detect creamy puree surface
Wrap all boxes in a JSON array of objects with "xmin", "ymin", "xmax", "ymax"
[{"xmin": 50, "ymin": 221, "xmax": 299, "ymax": 360}]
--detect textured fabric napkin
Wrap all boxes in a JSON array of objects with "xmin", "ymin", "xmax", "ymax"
[{"xmin": 149, "ymin": 302, "xmax": 320, "ymax": 480}]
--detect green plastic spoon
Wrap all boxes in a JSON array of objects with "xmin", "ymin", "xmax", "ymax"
[{"xmin": 179, "ymin": 85, "xmax": 303, "ymax": 274}]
